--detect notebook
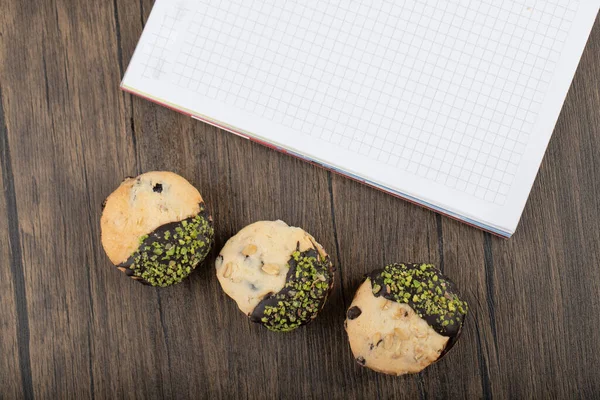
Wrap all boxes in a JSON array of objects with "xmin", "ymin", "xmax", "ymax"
[{"xmin": 122, "ymin": 0, "xmax": 600, "ymax": 237}]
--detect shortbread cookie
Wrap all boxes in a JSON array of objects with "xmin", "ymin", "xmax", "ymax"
[
  {"xmin": 101, "ymin": 171, "xmax": 214, "ymax": 287},
  {"xmin": 345, "ymin": 263, "xmax": 468, "ymax": 375},
  {"xmin": 216, "ymin": 220, "xmax": 334, "ymax": 332}
]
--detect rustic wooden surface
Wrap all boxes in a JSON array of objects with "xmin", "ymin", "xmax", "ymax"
[{"xmin": 1, "ymin": 1, "xmax": 599, "ymax": 398}]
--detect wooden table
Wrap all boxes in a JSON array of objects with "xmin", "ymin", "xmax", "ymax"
[{"xmin": 1, "ymin": 1, "xmax": 599, "ymax": 398}]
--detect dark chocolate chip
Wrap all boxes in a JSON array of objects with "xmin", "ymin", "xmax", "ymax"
[
  {"xmin": 101, "ymin": 198, "xmax": 107, "ymax": 210},
  {"xmin": 356, "ymin": 356, "xmax": 366, "ymax": 366},
  {"xmin": 369, "ymin": 339, "xmax": 383, "ymax": 350},
  {"xmin": 153, "ymin": 183, "xmax": 163, "ymax": 193},
  {"xmin": 347, "ymin": 306, "xmax": 362, "ymax": 320}
]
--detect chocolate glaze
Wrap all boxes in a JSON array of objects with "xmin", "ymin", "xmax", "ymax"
[
  {"xmin": 250, "ymin": 247, "xmax": 334, "ymax": 330},
  {"xmin": 117, "ymin": 204, "xmax": 213, "ymax": 286},
  {"xmin": 365, "ymin": 264, "xmax": 467, "ymax": 359}
]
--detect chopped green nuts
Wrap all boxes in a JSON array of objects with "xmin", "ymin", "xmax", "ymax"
[
  {"xmin": 252, "ymin": 247, "xmax": 333, "ymax": 332},
  {"xmin": 120, "ymin": 206, "xmax": 214, "ymax": 287},
  {"xmin": 368, "ymin": 263, "xmax": 468, "ymax": 336}
]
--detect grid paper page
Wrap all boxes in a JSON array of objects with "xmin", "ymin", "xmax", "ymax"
[{"xmin": 124, "ymin": 0, "xmax": 600, "ymax": 235}]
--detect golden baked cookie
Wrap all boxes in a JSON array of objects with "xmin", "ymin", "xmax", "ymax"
[
  {"xmin": 345, "ymin": 263, "xmax": 468, "ymax": 375},
  {"xmin": 101, "ymin": 171, "xmax": 214, "ymax": 287},
  {"xmin": 216, "ymin": 220, "xmax": 334, "ymax": 332}
]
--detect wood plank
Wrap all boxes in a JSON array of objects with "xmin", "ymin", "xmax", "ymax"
[
  {"xmin": 1, "ymin": 0, "xmax": 151, "ymax": 397},
  {"xmin": 0, "ymin": 82, "xmax": 29, "ymax": 399}
]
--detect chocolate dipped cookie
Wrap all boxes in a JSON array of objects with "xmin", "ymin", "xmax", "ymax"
[
  {"xmin": 216, "ymin": 220, "xmax": 334, "ymax": 332},
  {"xmin": 345, "ymin": 263, "xmax": 468, "ymax": 375},
  {"xmin": 101, "ymin": 171, "xmax": 214, "ymax": 287}
]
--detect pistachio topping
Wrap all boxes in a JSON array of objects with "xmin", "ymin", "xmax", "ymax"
[
  {"xmin": 118, "ymin": 205, "xmax": 214, "ymax": 287},
  {"xmin": 250, "ymin": 245, "xmax": 334, "ymax": 332},
  {"xmin": 366, "ymin": 263, "xmax": 468, "ymax": 337}
]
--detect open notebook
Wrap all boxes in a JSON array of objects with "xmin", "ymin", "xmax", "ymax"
[{"xmin": 122, "ymin": 0, "xmax": 600, "ymax": 237}]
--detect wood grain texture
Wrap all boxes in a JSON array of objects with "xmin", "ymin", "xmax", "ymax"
[{"xmin": 0, "ymin": 0, "xmax": 598, "ymax": 398}]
